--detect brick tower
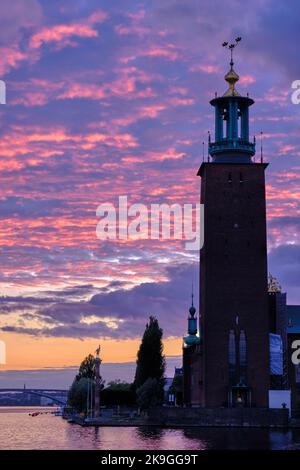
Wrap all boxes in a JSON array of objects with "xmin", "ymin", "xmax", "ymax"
[{"xmin": 184, "ymin": 40, "xmax": 270, "ymax": 408}]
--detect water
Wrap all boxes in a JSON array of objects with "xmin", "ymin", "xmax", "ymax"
[{"xmin": 1, "ymin": 407, "xmax": 300, "ymax": 450}]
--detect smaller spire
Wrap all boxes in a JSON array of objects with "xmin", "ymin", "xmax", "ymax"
[
  {"xmin": 189, "ymin": 284, "xmax": 196, "ymax": 317},
  {"xmin": 183, "ymin": 288, "xmax": 200, "ymax": 347}
]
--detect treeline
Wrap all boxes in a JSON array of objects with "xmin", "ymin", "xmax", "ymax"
[{"xmin": 67, "ymin": 316, "xmax": 166, "ymax": 413}]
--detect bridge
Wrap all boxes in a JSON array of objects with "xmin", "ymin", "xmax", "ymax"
[{"xmin": 0, "ymin": 388, "xmax": 68, "ymax": 405}]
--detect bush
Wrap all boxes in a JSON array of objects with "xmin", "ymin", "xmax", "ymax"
[{"xmin": 136, "ymin": 378, "xmax": 161, "ymax": 410}]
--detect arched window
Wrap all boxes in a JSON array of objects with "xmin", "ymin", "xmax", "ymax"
[
  {"xmin": 228, "ymin": 328, "xmax": 247, "ymax": 385},
  {"xmin": 239, "ymin": 330, "xmax": 247, "ymax": 384},
  {"xmin": 229, "ymin": 329, "xmax": 236, "ymax": 384}
]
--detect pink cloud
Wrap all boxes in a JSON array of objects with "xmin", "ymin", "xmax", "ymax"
[
  {"xmin": 29, "ymin": 24, "xmax": 99, "ymax": 49},
  {"xmin": 190, "ymin": 64, "xmax": 219, "ymax": 74},
  {"xmin": 29, "ymin": 10, "xmax": 108, "ymax": 50},
  {"xmin": 0, "ymin": 125, "xmax": 139, "ymax": 162},
  {"xmin": 278, "ymin": 144, "xmax": 300, "ymax": 156},
  {"xmin": 259, "ymin": 87, "xmax": 289, "ymax": 105},
  {"xmin": 10, "ymin": 78, "xmax": 65, "ymax": 107},
  {"xmin": 148, "ymin": 147, "xmax": 186, "ymax": 162},
  {"xmin": 11, "ymin": 92, "xmax": 49, "ymax": 107},
  {"xmin": 85, "ymin": 132, "xmax": 138, "ymax": 149},
  {"xmin": 126, "ymin": 10, "xmax": 146, "ymax": 21},
  {"xmin": 121, "ymin": 44, "xmax": 180, "ymax": 63},
  {"xmin": 88, "ymin": 10, "xmax": 109, "ymax": 24},
  {"xmin": 114, "ymin": 24, "xmax": 150, "ymax": 37},
  {"xmin": 10, "ymin": 66, "xmax": 156, "ymax": 107},
  {"xmin": 56, "ymin": 67, "xmax": 154, "ymax": 102},
  {"xmin": 0, "ymin": 45, "xmax": 28, "ymax": 75},
  {"xmin": 57, "ymin": 83, "xmax": 106, "ymax": 100},
  {"xmin": 143, "ymin": 46, "xmax": 179, "ymax": 61},
  {"xmin": 168, "ymin": 97, "xmax": 195, "ymax": 106},
  {"xmin": 239, "ymin": 74, "xmax": 256, "ymax": 85}
]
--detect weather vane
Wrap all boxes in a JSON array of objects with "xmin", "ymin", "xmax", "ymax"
[{"xmin": 222, "ymin": 37, "xmax": 242, "ymax": 68}]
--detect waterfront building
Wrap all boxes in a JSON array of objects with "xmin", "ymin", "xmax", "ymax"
[
  {"xmin": 182, "ymin": 45, "xmax": 300, "ymax": 411},
  {"xmin": 183, "ymin": 47, "xmax": 300, "ymax": 415}
]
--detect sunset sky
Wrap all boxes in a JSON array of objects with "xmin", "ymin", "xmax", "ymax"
[{"xmin": 0, "ymin": 0, "xmax": 299, "ymax": 379}]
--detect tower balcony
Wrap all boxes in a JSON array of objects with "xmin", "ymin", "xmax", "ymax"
[{"xmin": 209, "ymin": 138, "xmax": 256, "ymax": 160}]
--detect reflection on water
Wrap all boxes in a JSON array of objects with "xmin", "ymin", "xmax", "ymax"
[{"xmin": 0, "ymin": 407, "xmax": 300, "ymax": 450}]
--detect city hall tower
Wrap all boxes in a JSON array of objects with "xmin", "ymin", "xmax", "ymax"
[{"xmin": 183, "ymin": 40, "xmax": 270, "ymax": 408}]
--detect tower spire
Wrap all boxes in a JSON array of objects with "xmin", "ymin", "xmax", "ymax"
[
  {"xmin": 183, "ymin": 287, "xmax": 200, "ymax": 347},
  {"xmin": 222, "ymin": 37, "xmax": 242, "ymax": 97},
  {"xmin": 191, "ymin": 282, "xmax": 194, "ymax": 308},
  {"xmin": 207, "ymin": 37, "xmax": 256, "ymax": 163},
  {"xmin": 222, "ymin": 37, "xmax": 242, "ymax": 69}
]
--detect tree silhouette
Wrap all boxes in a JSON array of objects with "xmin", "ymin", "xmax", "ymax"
[
  {"xmin": 76, "ymin": 354, "xmax": 95, "ymax": 380},
  {"xmin": 134, "ymin": 316, "xmax": 165, "ymax": 402}
]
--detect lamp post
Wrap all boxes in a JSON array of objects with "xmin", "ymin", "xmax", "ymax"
[{"xmin": 94, "ymin": 345, "xmax": 102, "ymax": 418}]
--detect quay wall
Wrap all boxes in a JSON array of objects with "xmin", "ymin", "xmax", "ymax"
[{"xmin": 147, "ymin": 407, "xmax": 289, "ymax": 427}]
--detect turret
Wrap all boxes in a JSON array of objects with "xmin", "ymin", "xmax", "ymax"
[
  {"xmin": 183, "ymin": 291, "xmax": 200, "ymax": 347},
  {"xmin": 209, "ymin": 37, "xmax": 256, "ymax": 163}
]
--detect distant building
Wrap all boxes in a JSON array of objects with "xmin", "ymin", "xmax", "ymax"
[
  {"xmin": 166, "ymin": 367, "xmax": 183, "ymax": 406},
  {"xmin": 287, "ymin": 306, "xmax": 300, "ymax": 414}
]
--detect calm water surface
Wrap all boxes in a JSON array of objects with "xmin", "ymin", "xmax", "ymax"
[{"xmin": 1, "ymin": 407, "xmax": 300, "ymax": 450}]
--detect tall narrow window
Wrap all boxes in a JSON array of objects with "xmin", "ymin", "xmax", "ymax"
[
  {"xmin": 239, "ymin": 330, "xmax": 247, "ymax": 384},
  {"xmin": 223, "ymin": 111, "xmax": 227, "ymax": 139},
  {"xmin": 228, "ymin": 328, "xmax": 247, "ymax": 386},
  {"xmin": 238, "ymin": 109, "xmax": 242, "ymax": 138},
  {"xmin": 229, "ymin": 330, "xmax": 236, "ymax": 385}
]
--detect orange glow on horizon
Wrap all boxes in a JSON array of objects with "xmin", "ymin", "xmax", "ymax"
[{"xmin": 0, "ymin": 332, "xmax": 182, "ymax": 371}]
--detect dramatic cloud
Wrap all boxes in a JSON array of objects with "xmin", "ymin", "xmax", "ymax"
[{"xmin": 0, "ymin": 264, "xmax": 198, "ymax": 339}]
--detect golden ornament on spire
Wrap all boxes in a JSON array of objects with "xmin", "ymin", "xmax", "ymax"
[{"xmin": 224, "ymin": 68, "xmax": 240, "ymax": 96}]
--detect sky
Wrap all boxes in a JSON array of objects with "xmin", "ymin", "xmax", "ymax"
[
  {"xmin": 0, "ymin": 356, "xmax": 181, "ymax": 388},
  {"xmin": 0, "ymin": 0, "xmax": 299, "ymax": 385}
]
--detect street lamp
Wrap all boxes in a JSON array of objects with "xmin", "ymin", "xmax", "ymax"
[{"xmin": 94, "ymin": 345, "xmax": 102, "ymax": 418}]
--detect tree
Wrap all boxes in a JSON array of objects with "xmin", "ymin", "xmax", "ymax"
[
  {"xmin": 101, "ymin": 381, "xmax": 136, "ymax": 406},
  {"xmin": 134, "ymin": 316, "xmax": 165, "ymax": 402},
  {"xmin": 106, "ymin": 380, "xmax": 132, "ymax": 391},
  {"xmin": 76, "ymin": 354, "xmax": 96, "ymax": 380},
  {"xmin": 67, "ymin": 354, "xmax": 104, "ymax": 413},
  {"xmin": 67, "ymin": 377, "xmax": 91, "ymax": 413},
  {"xmin": 136, "ymin": 378, "xmax": 160, "ymax": 410}
]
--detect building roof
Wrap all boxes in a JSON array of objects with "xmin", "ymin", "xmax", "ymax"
[{"xmin": 287, "ymin": 305, "xmax": 300, "ymax": 333}]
